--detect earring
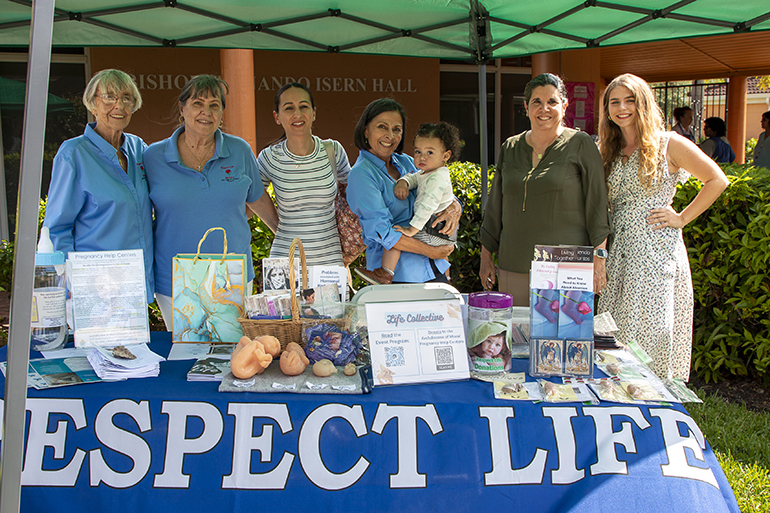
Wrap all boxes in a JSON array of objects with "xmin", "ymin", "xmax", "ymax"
[
  {"xmin": 179, "ymin": 115, "xmax": 184, "ymax": 123},
  {"xmin": 219, "ymin": 121, "xmax": 223, "ymax": 128}
]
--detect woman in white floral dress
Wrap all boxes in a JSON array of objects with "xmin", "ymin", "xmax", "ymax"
[{"xmin": 597, "ymin": 74, "xmax": 729, "ymax": 381}]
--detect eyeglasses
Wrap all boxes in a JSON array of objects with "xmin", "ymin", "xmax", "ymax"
[{"xmin": 95, "ymin": 93, "xmax": 136, "ymax": 108}]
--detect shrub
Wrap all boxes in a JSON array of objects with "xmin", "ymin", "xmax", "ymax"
[
  {"xmin": 447, "ymin": 161, "xmax": 491, "ymax": 293},
  {"xmin": 674, "ymin": 163, "xmax": 770, "ymax": 382}
]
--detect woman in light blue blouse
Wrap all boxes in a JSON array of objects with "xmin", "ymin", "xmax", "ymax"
[
  {"xmin": 44, "ymin": 69, "xmax": 154, "ymax": 303},
  {"xmin": 347, "ymin": 98, "xmax": 460, "ymax": 284}
]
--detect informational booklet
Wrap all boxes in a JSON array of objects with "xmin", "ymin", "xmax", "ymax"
[
  {"xmin": 530, "ymin": 245, "xmax": 595, "ymax": 378},
  {"xmin": 187, "ymin": 356, "xmax": 231, "ymax": 381},
  {"xmin": 167, "ymin": 342, "xmax": 236, "ymax": 361},
  {"xmin": 307, "ymin": 265, "xmax": 348, "ymax": 301},
  {"xmin": 67, "ymin": 250, "xmax": 150, "ymax": 348},
  {"xmin": 365, "ymin": 299, "xmax": 469, "ymax": 386},
  {"xmin": 0, "ymin": 357, "xmax": 106, "ymax": 390}
]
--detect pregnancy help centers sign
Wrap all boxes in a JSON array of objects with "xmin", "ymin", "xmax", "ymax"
[{"xmin": 365, "ymin": 300, "xmax": 468, "ymax": 386}]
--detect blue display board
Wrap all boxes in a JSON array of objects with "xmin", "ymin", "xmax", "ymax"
[{"xmin": 0, "ymin": 333, "xmax": 739, "ymax": 513}]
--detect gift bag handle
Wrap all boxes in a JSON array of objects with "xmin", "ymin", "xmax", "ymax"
[{"xmin": 193, "ymin": 227, "xmax": 228, "ymax": 264}]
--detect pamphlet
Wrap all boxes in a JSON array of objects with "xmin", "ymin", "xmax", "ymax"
[
  {"xmin": 307, "ymin": 265, "xmax": 348, "ymax": 301},
  {"xmin": 0, "ymin": 357, "xmax": 106, "ymax": 390},
  {"xmin": 365, "ymin": 299, "xmax": 468, "ymax": 386},
  {"xmin": 529, "ymin": 245, "xmax": 595, "ymax": 377},
  {"xmin": 86, "ymin": 343, "xmax": 164, "ymax": 380},
  {"xmin": 187, "ymin": 356, "xmax": 231, "ymax": 381},
  {"xmin": 67, "ymin": 250, "xmax": 150, "ymax": 348}
]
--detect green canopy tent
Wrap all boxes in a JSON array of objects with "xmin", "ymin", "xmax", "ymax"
[
  {"xmin": 1, "ymin": 2, "xmax": 769, "ymax": 512},
  {"xmin": 0, "ymin": 76, "xmax": 74, "ymax": 116},
  {"xmin": 0, "ymin": 76, "xmax": 74, "ymax": 240}
]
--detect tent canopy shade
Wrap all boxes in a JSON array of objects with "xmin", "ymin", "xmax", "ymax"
[
  {"xmin": 0, "ymin": 0, "xmax": 768, "ymax": 60},
  {"xmin": 0, "ymin": 76, "xmax": 74, "ymax": 115}
]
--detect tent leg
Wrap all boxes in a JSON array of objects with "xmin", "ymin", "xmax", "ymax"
[
  {"xmin": 0, "ymin": 2, "xmax": 56, "ymax": 513},
  {"xmin": 0, "ymin": 109, "xmax": 8, "ymax": 241},
  {"xmin": 478, "ymin": 62, "xmax": 488, "ymax": 210}
]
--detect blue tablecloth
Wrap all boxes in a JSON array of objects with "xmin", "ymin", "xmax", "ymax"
[{"xmin": 1, "ymin": 332, "xmax": 739, "ymax": 513}]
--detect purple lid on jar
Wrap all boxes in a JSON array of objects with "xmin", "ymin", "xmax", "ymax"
[{"xmin": 468, "ymin": 292, "xmax": 513, "ymax": 309}]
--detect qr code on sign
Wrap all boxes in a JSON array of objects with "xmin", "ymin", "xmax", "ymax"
[
  {"xmin": 385, "ymin": 346, "xmax": 405, "ymax": 368},
  {"xmin": 434, "ymin": 346, "xmax": 455, "ymax": 370}
]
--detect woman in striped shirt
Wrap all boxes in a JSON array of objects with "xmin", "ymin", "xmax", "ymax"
[{"xmin": 257, "ymin": 82, "xmax": 351, "ymax": 266}]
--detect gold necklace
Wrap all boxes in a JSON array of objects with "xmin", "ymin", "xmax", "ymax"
[
  {"xmin": 529, "ymin": 131, "xmax": 558, "ymax": 163},
  {"xmin": 183, "ymin": 136, "xmax": 214, "ymax": 171}
]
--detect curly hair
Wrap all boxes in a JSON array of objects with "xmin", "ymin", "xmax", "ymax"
[
  {"xmin": 599, "ymin": 73, "xmax": 664, "ymax": 191},
  {"xmin": 413, "ymin": 122, "xmax": 463, "ymax": 163}
]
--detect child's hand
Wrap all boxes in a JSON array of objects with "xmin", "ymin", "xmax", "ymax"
[
  {"xmin": 394, "ymin": 181, "xmax": 409, "ymax": 200},
  {"xmin": 394, "ymin": 225, "xmax": 419, "ymax": 237}
]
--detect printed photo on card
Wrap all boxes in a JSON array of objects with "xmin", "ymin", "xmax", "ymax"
[
  {"xmin": 564, "ymin": 339, "xmax": 591, "ymax": 375},
  {"xmin": 537, "ymin": 338, "xmax": 563, "ymax": 374}
]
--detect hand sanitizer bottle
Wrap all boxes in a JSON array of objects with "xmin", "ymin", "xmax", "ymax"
[{"xmin": 30, "ymin": 227, "xmax": 67, "ymax": 351}]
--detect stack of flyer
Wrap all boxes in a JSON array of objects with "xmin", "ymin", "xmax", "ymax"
[
  {"xmin": 529, "ymin": 245, "xmax": 594, "ymax": 377},
  {"xmin": 86, "ymin": 343, "xmax": 164, "ymax": 380}
]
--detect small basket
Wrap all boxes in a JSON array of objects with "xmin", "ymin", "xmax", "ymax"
[{"xmin": 238, "ymin": 238, "xmax": 349, "ymax": 349}]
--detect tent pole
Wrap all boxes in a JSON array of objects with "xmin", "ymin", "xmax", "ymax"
[
  {"xmin": 0, "ymin": 109, "xmax": 8, "ymax": 241},
  {"xmin": 478, "ymin": 62, "xmax": 488, "ymax": 209},
  {"xmin": 0, "ymin": 2, "xmax": 55, "ymax": 513}
]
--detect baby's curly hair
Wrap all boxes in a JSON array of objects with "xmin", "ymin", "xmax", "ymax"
[{"xmin": 414, "ymin": 122, "xmax": 463, "ymax": 163}]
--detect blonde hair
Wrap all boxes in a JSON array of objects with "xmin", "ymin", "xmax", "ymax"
[
  {"xmin": 599, "ymin": 73, "xmax": 664, "ymax": 191},
  {"xmin": 82, "ymin": 69, "xmax": 142, "ymax": 113}
]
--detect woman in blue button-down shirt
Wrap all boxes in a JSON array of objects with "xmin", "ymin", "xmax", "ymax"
[
  {"xmin": 44, "ymin": 69, "xmax": 155, "ymax": 303},
  {"xmin": 347, "ymin": 98, "xmax": 460, "ymax": 284}
]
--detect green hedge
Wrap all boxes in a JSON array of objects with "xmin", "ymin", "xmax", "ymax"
[{"xmin": 674, "ymin": 163, "xmax": 770, "ymax": 382}]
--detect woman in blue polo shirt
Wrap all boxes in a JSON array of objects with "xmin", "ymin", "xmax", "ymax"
[
  {"xmin": 44, "ymin": 69, "xmax": 154, "ymax": 303},
  {"xmin": 144, "ymin": 75, "xmax": 277, "ymax": 330}
]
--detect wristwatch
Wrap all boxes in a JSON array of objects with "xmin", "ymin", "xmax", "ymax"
[{"xmin": 594, "ymin": 248, "xmax": 608, "ymax": 259}]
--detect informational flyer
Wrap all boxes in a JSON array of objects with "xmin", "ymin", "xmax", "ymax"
[
  {"xmin": 67, "ymin": 250, "xmax": 150, "ymax": 347},
  {"xmin": 365, "ymin": 300, "xmax": 469, "ymax": 386}
]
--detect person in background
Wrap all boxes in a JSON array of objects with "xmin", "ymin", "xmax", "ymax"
[
  {"xmin": 347, "ymin": 98, "xmax": 461, "ymax": 284},
  {"xmin": 698, "ymin": 116, "xmax": 735, "ymax": 163},
  {"xmin": 597, "ymin": 73, "xmax": 729, "ymax": 381},
  {"xmin": 257, "ymin": 82, "xmax": 351, "ymax": 266},
  {"xmin": 144, "ymin": 75, "xmax": 276, "ymax": 330},
  {"xmin": 752, "ymin": 111, "xmax": 770, "ymax": 169},
  {"xmin": 479, "ymin": 73, "xmax": 610, "ymax": 305},
  {"xmin": 671, "ymin": 106, "xmax": 695, "ymax": 142},
  {"xmin": 44, "ymin": 69, "xmax": 154, "ymax": 303}
]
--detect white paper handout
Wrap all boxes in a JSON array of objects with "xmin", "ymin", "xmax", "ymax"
[
  {"xmin": 307, "ymin": 265, "xmax": 348, "ymax": 301},
  {"xmin": 365, "ymin": 299, "xmax": 469, "ymax": 386},
  {"xmin": 67, "ymin": 250, "xmax": 150, "ymax": 347},
  {"xmin": 86, "ymin": 343, "xmax": 164, "ymax": 380}
]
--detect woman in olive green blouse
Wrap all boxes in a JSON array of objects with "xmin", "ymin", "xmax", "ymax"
[{"xmin": 479, "ymin": 73, "xmax": 610, "ymax": 305}]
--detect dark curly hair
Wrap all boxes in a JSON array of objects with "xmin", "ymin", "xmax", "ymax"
[{"xmin": 413, "ymin": 122, "xmax": 462, "ymax": 163}]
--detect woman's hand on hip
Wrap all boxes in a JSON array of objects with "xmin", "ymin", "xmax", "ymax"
[
  {"xmin": 479, "ymin": 245, "xmax": 496, "ymax": 290},
  {"xmin": 433, "ymin": 199, "xmax": 462, "ymax": 235},
  {"xmin": 647, "ymin": 206, "xmax": 684, "ymax": 230}
]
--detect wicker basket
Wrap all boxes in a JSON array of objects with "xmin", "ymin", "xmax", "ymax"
[{"xmin": 239, "ymin": 238, "xmax": 349, "ymax": 349}]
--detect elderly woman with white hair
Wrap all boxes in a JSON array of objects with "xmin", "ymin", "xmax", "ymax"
[{"xmin": 44, "ymin": 68, "xmax": 154, "ymax": 303}]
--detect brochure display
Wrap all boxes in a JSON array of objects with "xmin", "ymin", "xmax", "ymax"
[
  {"xmin": 529, "ymin": 245, "xmax": 594, "ymax": 377},
  {"xmin": 366, "ymin": 299, "xmax": 468, "ymax": 386},
  {"xmin": 67, "ymin": 249, "xmax": 150, "ymax": 348}
]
